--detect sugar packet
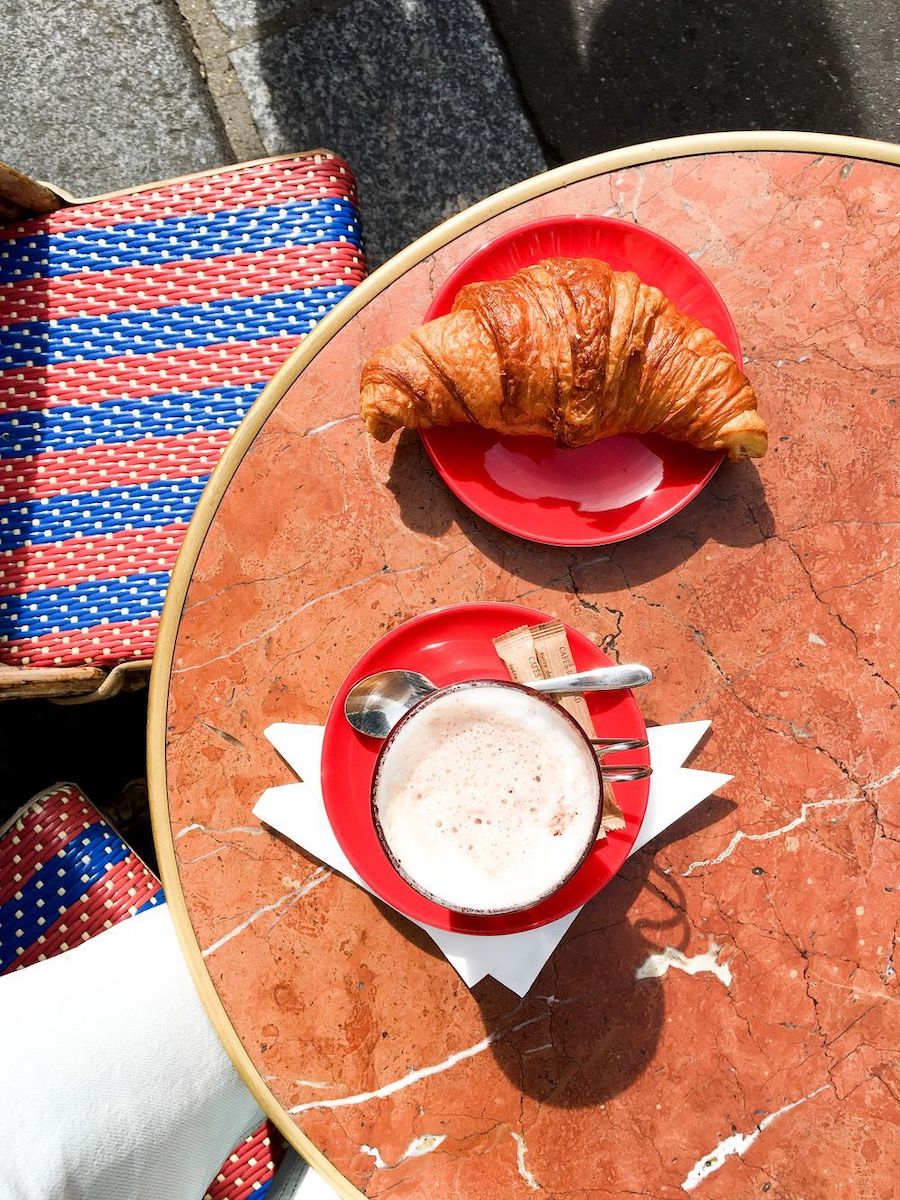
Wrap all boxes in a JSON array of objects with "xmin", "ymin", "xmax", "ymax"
[{"xmin": 493, "ymin": 621, "xmax": 626, "ymax": 832}]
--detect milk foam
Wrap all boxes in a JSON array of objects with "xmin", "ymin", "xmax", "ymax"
[{"xmin": 374, "ymin": 685, "xmax": 601, "ymax": 912}]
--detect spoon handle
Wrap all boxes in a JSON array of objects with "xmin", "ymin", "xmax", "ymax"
[{"xmin": 529, "ymin": 663, "xmax": 652, "ymax": 693}]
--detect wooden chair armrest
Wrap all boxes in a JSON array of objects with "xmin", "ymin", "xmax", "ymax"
[
  {"xmin": 0, "ymin": 160, "xmax": 67, "ymax": 219},
  {"xmin": 0, "ymin": 661, "xmax": 151, "ymax": 702}
]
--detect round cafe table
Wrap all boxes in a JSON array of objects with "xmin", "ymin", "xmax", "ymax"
[{"xmin": 149, "ymin": 132, "xmax": 900, "ymax": 1199}]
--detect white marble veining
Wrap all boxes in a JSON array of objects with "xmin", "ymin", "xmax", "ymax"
[
  {"xmin": 511, "ymin": 1131, "xmax": 540, "ymax": 1190},
  {"xmin": 683, "ymin": 765, "xmax": 899, "ymax": 877},
  {"xmin": 288, "ymin": 1014, "xmax": 543, "ymax": 1114},
  {"xmin": 681, "ymin": 1085, "xmax": 829, "ymax": 1191},
  {"xmin": 361, "ymin": 1134, "xmax": 446, "ymax": 1171},
  {"xmin": 635, "ymin": 942, "xmax": 732, "ymax": 987},
  {"xmin": 201, "ymin": 867, "xmax": 331, "ymax": 958}
]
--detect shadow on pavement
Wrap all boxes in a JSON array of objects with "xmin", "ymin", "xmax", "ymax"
[{"xmin": 488, "ymin": 0, "xmax": 865, "ymax": 161}]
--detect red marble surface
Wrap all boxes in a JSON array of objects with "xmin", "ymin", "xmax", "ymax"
[{"xmin": 165, "ymin": 152, "xmax": 900, "ymax": 1198}]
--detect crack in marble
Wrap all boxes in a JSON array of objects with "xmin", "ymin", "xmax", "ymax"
[
  {"xmin": 781, "ymin": 536, "xmax": 900, "ymax": 701},
  {"xmin": 201, "ymin": 867, "xmax": 331, "ymax": 957},
  {"xmin": 885, "ymin": 931, "xmax": 897, "ymax": 984},
  {"xmin": 810, "ymin": 975, "xmax": 900, "ymax": 1007},
  {"xmin": 825, "ymin": 1003, "xmax": 882, "ymax": 1053},
  {"xmin": 692, "ymin": 844, "xmax": 892, "ymax": 1103},
  {"xmin": 176, "ymin": 822, "xmax": 264, "ymax": 839},
  {"xmin": 786, "ymin": 518, "xmax": 900, "ymax": 535},
  {"xmin": 681, "ymin": 1084, "xmax": 830, "ymax": 1191},
  {"xmin": 600, "ymin": 556, "xmax": 739, "ymax": 690},
  {"xmin": 183, "ymin": 559, "xmax": 314, "ymax": 616},
  {"xmin": 796, "ymin": 946, "xmax": 837, "ymax": 1086},
  {"xmin": 689, "ymin": 498, "xmax": 900, "ymax": 709},
  {"xmin": 288, "ymin": 1014, "xmax": 544, "ymax": 1114},
  {"xmin": 615, "ymin": 160, "xmax": 705, "ymax": 223},
  {"xmin": 181, "ymin": 842, "xmax": 255, "ymax": 865},
  {"xmin": 726, "ymin": 681, "xmax": 857, "ymax": 785},
  {"xmin": 227, "ymin": 545, "xmax": 472, "ymax": 706},
  {"xmin": 176, "ymin": 564, "xmax": 421, "ymax": 674},
  {"xmin": 818, "ymin": 559, "xmax": 900, "ymax": 596},
  {"xmin": 682, "ymin": 766, "xmax": 899, "ymax": 876},
  {"xmin": 635, "ymin": 942, "xmax": 732, "ymax": 987},
  {"xmin": 198, "ymin": 719, "xmax": 244, "ymax": 748}
]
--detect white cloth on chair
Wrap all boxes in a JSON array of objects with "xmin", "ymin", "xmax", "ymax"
[
  {"xmin": 269, "ymin": 1151, "xmax": 344, "ymax": 1199},
  {"xmin": 0, "ymin": 903, "xmax": 262, "ymax": 1200}
]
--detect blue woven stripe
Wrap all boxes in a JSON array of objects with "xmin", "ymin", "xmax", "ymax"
[
  {"xmin": 0, "ymin": 198, "xmax": 362, "ymax": 282},
  {"xmin": 0, "ymin": 382, "xmax": 261, "ymax": 458},
  {"xmin": 0, "ymin": 823, "xmax": 130, "ymax": 971},
  {"xmin": 1, "ymin": 283, "xmax": 354, "ymax": 369},
  {"xmin": 135, "ymin": 892, "xmax": 165, "ymax": 915},
  {"xmin": 255, "ymin": 1178, "xmax": 274, "ymax": 1199},
  {"xmin": 0, "ymin": 572, "xmax": 171, "ymax": 635},
  {"xmin": 0, "ymin": 477, "xmax": 206, "ymax": 549}
]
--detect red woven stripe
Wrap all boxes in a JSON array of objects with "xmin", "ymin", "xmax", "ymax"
[
  {"xmin": 2, "ymin": 155, "xmax": 359, "ymax": 242},
  {"xmin": 0, "ymin": 809, "xmax": 95, "ymax": 903},
  {"xmin": 0, "ymin": 429, "xmax": 232, "ymax": 505},
  {"xmin": 211, "ymin": 1156, "xmax": 271, "ymax": 1195},
  {"xmin": 12, "ymin": 853, "xmax": 162, "ymax": 970},
  {"xmin": 0, "ymin": 523, "xmax": 187, "ymax": 595},
  {"xmin": 1, "ymin": 336, "xmax": 296, "ymax": 411},
  {"xmin": 0, "ymin": 786, "xmax": 97, "ymax": 903},
  {"xmin": 0, "ymin": 242, "xmax": 366, "ymax": 323},
  {"xmin": 205, "ymin": 1121, "xmax": 285, "ymax": 1200},
  {"xmin": 1, "ymin": 615, "xmax": 159, "ymax": 666}
]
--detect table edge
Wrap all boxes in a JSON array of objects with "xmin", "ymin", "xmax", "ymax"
[{"xmin": 147, "ymin": 129, "xmax": 900, "ymax": 1196}]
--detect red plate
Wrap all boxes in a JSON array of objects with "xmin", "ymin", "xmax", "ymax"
[
  {"xmin": 320, "ymin": 602, "xmax": 650, "ymax": 935},
  {"xmin": 420, "ymin": 215, "xmax": 742, "ymax": 546}
]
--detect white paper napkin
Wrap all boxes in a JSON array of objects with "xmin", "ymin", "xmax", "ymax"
[{"xmin": 254, "ymin": 721, "xmax": 730, "ymax": 995}]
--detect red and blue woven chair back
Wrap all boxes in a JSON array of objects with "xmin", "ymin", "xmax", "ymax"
[
  {"xmin": 0, "ymin": 154, "xmax": 366, "ymax": 669},
  {"xmin": 0, "ymin": 783, "xmax": 163, "ymax": 971},
  {"xmin": 0, "ymin": 783, "xmax": 287, "ymax": 1199}
]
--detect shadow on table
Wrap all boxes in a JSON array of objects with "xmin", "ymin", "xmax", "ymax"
[
  {"xmin": 385, "ymin": 429, "xmax": 775, "ymax": 590},
  {"xmin": 488, "ymin": 791, "xmax": 736, "ymax": 1108},
  {"xmin": 376, "ymin": 786, "xmax": 734, "ymax": 1106},
  {"xmin": 488, "ymin": 787, "xmax": 737, "ymax": 1106}
]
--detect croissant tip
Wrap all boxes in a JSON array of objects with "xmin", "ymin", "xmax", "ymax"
[
  {"xmin": 363, "ymin": 415, "xmax": 396, "ymax": 442},
  {"xmin": 725, "ymin": 431, "xmax": 768, "ymax": 462}
]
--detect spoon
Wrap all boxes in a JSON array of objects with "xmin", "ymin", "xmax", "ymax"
[{"xmin": 344, "ymin": 663, "xmax": 653, "ymax": 738}]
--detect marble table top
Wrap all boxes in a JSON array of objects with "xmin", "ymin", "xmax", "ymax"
[{"xmin": 151, "ymin": 136, "xmax": 900, "ymax": 1199}]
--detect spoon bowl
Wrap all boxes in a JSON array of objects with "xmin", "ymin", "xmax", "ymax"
[{"xmin": 344, "ymin": 669, "xmax": 436, "ymax": 738}]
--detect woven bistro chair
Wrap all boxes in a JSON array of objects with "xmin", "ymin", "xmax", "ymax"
[
  {"xmin": 0, "ymin": 781, "xmax": 294, "ymax": 1198},
  {"xmin": 0, "ymin": 154, "xmax": 366, "ymax": 700}
]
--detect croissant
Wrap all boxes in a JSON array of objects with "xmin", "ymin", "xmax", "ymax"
[{"xmin": 360, "ymin": 257, "xmax": 767, "ymax": 461}]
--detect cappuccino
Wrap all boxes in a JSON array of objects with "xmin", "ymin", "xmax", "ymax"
[{"xmin": 372, "ymin": 682, "xmax": 602, "ymax": 913}]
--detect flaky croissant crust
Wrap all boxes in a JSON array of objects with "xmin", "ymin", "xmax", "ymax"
[{"xmin": 360, "ymin": 257, "xmax": 767, "ymax": 461}]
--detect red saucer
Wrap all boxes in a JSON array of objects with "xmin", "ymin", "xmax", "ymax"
[
  {"xmin": 320, "ymin": 602, "xmax": 650, "ymax": 935},
  {"xmin": 420, "ymin": 215, "xmax": 742, "ymax": 547}
]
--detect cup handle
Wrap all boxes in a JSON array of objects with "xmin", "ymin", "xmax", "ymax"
[
  {"xmin": 591, "ymin": 738, "xmax": 649, "ymax": 757},
  {"xmin": 601, "ymin": 764, "xmax": 653, "ymax": 782}
]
